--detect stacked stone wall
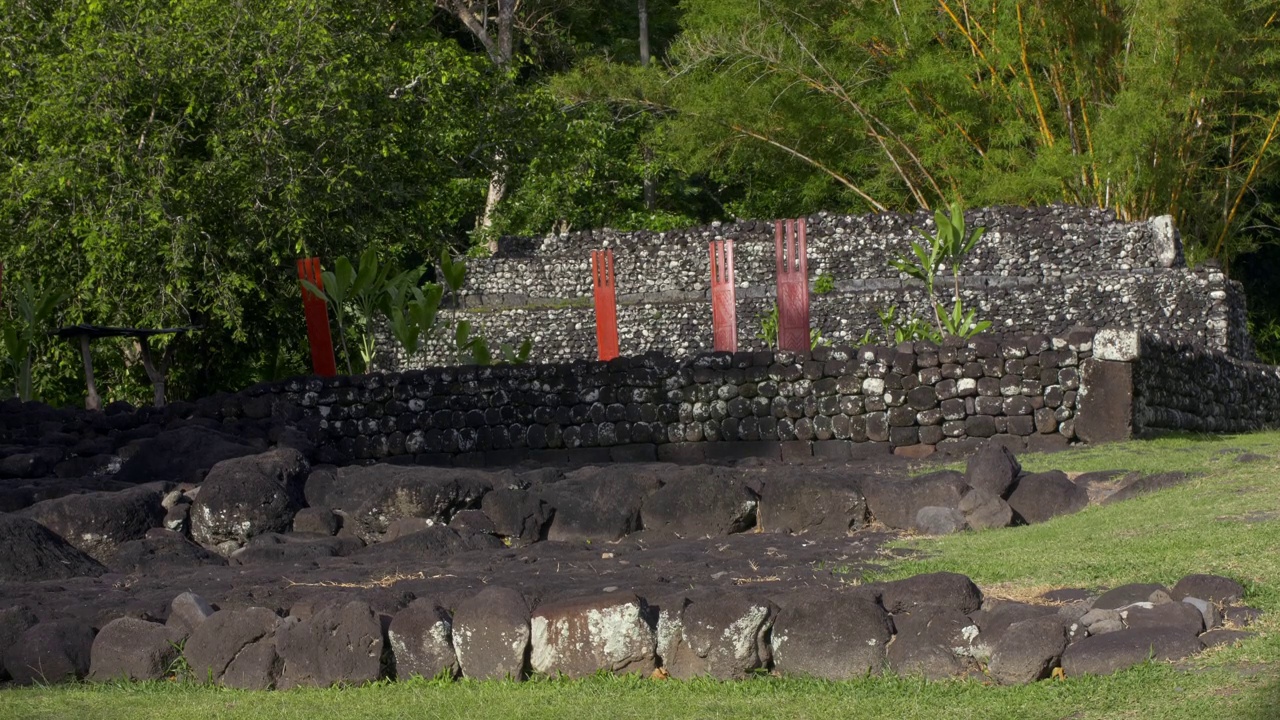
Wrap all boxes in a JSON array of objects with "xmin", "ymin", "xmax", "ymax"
[{"xmin": 259, "ymin": 332, "xmax": 1097, "ymax": 467}]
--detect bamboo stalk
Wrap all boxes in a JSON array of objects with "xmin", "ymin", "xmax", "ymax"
[
  {"xmin": 1212, "ymin": 106, "xmax": 1280, "ymax": 258},
  {"xmin": 1016, "ymin": 3, "xmax": 1055, "ymax": 146},
  {"xmin": 729, "ymin": 123, "xmax": 889, "ymax": 212}
]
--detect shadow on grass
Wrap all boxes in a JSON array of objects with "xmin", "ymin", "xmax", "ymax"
[{"xmin": 1237, "ymin": 672, "xmax": 1280, "ymax": 719}]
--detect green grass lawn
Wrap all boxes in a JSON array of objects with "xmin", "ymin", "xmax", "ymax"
[{"xmin": 4, "ymin": 431, "xmax": 1280, "ymax": 720}]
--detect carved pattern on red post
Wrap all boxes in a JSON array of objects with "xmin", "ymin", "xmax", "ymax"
[
  {"xmin": 296, "ymin": 258, "xmax": 338, "ymax": 377},
  {"xmin": 710, "ymin": 239, "xmax": 738, "ymax": 352},
  {"xmin": 591, "ymin": 250, "xmax": 620, "ymax": 361},
  {"xmin": 774, "ymin": 219, "xmax": 811, "ymax": 352}
]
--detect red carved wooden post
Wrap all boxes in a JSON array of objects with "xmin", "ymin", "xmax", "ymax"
[
  {"xmin": 296, "ymin": 258, "xmax": 338, "ymax": 377},
  {"xmin": 775, "ymin": 218, "xmax": 811, "ymax": 353},
  {"xmin": 709, "ymin": 239, "xmax": 737, "ymax": 352},
  {"xmin": 591, "ymin": 250, "xmax": 620, "ymax": 361}
]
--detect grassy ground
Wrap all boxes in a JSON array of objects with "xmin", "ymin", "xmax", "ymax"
[{"xmin": 3, "ymin": 431, "xmax": 1280, "ymax": 720}]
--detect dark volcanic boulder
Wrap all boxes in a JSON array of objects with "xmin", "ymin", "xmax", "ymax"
[
  {"xmin": 308, "ymin": 465, "xmax": 492, "ymax": 542},
  {"xmin": 862, "ymin": 471, "xmax": 967, "ymax": 530},
  {"xmin": 642, "ymin": 473, "xmax": 758, "ymax": 537},
  {"xmin": 89, "ymin": 617, "xmax": 185, "ymax": 682},
  {"xmin": 0, "ymin": 514, "xmax": 105, "ymax": 581},
  {"xmin": 880, "ymin": 572, "xmax": 983, "ymax": 615},
  {"xmin": 887, "ymin": 607, "xmax": 973, "ymax": 680},
  {"xmin": 166, "ymin": 592, "xmax": 215, "ymax": 636},
  {"xmin": 453, "ymin": 587, "xmax": 530, "ymax": 681},
  {"xmin": 190, "ymin": 448, "xmax": 309, "ymax": 552},
  {"xmin": 3, "ymin": 619, "xmax": 96, "ymax": 685},
  {"xmin": 1171, "ymin": 574, "xmax": 1245, "ymax": 604},
  {"xmin": 757, "ymin": 471, "xmax": 867, "ymax": 535},
  {"xmin": 0, "ymin": 606, "xmax": 38, "ymax": 680},
  {"xmin": 530, "ymin": 594, "xmax": 657, "ymax": 678},
  {"xmin": 1006, "ymin": 471, "xmax": 1088, "ymax": 524},
  {"xmin": 276, "ymin": 601, "xmax": 386, "ymax": 689},
  {"xmin": 185, "ymin": 607, "xmax": 282, "ymax": 684},
  {"xmin": 1061, "ymin": 627, "xmax": 1204, "ymax": 677},
  {"xmin": 388, "ymin": 599, "xmax": 459, "ymax": 680},
  {"xmin": 108, "ymin": 530, "xmax": 227, "ymax": 574},
  {"xmin": 771, "ymin": 591, "xmax": 893, "ymax": 680},
  {"xmin": 665, "ymin": 592, "xmax": 776, "ymax": 680},
  {"xmin": 233, "ymin": 532, "xmax": 363, "ymax": 565},
  {"xmin": 914, "ymin": 506, "xmax": 966, "ymax": 535},
  {"xmin": 965, "ymin": 444, "xmax": 1022, "ymax": 497},
  {"xmin": 292, "ymin": 506, "xmax": 342, "ymax": 536},
  {"xmin": 957, "ymin": 487, "xmax": 1014, "ymax": 530},
  {"xmin": 988, "ymin": 616, "xmax": 1068, "ymax": 684},
  {"xmin": 355, "ymin": 525, "xmax": 501, "ymax": 560},
  {"xmin": 1093, "ymin": 583, "xmax": 1171, "ymax": 610},
  {"xmin": 539, "ymin": 469, "xmax": 662, "ymax": 543},
  {"xmin": 481, "ymin": 489, "xmax": 551, "ymax": 545},
  {"xmin": 112, "ymin": 426, "xmax": 256, "ymax": 485},
  {"xmin": 22, "ymin": 487, "xmax": 165, "ymax": 562}
]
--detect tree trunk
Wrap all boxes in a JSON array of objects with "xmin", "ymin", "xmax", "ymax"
[{"xmin": 639, "ymin": 0, "xmax": 656, "ymax": 210}]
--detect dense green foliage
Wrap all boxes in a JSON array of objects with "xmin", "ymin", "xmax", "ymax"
[{"xmin": 1, "ymin": 0, "xmax": 1278, "ymax": 404}]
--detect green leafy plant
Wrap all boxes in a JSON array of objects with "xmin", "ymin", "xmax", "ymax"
[
  {"xmin": 887, "ymin": 201, "xmax": 991, "ymax": 340},
  {"xmin": 813, "ymin": 273, "xmax": 835, "ymax": 295},
  {"xmin": 303, "ymin": 248, "xmax": 532, "ymax": 372},
  {"xmin": 756, "ymin": 304, "xmax": 779, "ymax": 348},
  {"xmin": 1, "ymin": 278, "xmax": 66, "ymax": 401},
  {"xmin": 756, "ymin": 303, "xmax": 826, "ymax": 350}
]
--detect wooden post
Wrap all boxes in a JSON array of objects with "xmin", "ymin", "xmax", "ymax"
[
  {"xmin": 775, "ymin": 218, "xmax": 811, "ymax": 353},
  {"xmin": 710, "ymin": 239, "xmax": 737, "ymax": 352},
  {"xmin": 591, "ymin": 250, "xmax": 620, "ymax": 361},
  {"xmin": 297, "ymin": 258, "xmax": 338, "ymax": 377},
  {"xmin": 78, "ymin": 335, "xmax": 102, "ymax": 411}
]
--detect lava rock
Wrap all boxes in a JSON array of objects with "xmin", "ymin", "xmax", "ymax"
[
  {"xmin": 108, "ymin": 531, "xmax": 226, "ymax": 574},
  {"xmin": 190, "ymin": 448, "xmax": 310, "ymax": 552},
  {"xmin": 292, "ymin": 507, "xmax": 341, "ymax": 536},
  {"xmin": 309, "ymin": 465, "xmax": 491, "ymax": 543},
  {"xmin": 481, "ymin": 489, "xmax": 552, "ymax": 545},
  {"xmin": 771, "ymin": 591, "xmax": 893, "ymax": 680},
  {"xmin": 667, "ymin": 592, "xmax": 776, "ymax": 680},
  {"xmin": 1093, "ymin": 584, "xmax": 1172, "ymax": 610},
  {"xmin": 914, "ymin": 506, "xmax": 967, "ymax": 535},
  {"xmin": 1006, "ymin": 471, "xmax": 1088, "ymax": 524},
  {"xmin": 276, "ymin": 601, "xmax": 386, "ymax": 689},
  {"xmin": 988, "ymin": 616, "xmax": 1068, "ymax": 684},
  {"xmin": 184, "ymin": 607, "xmax": 282, "ymax": 684},
  {"xmin": 965, "ymin": 444, "xmax": 1022, "ymax": 497},
  {"xmin": 166, "ymin": 592, "xmax": 215, "ymax": 637},
  {"xmin": 756, "ymin": 471, "xmax": 868, "ymax": 535},
  {"xmin": 958, "ymin": 487, "xmax": 1014, "ymax": 530},
  {"xmin": 453, "ymin": 587, "xmax": 530, "ymax": 681},
  {"xmin": 3, "ymin": 619, "xmax": 95, "ymax": 685},
  {"xmin": 21, "ymin": 487, "xmax": 165, "ymax": 562},
  {"xmin": 886, "ymin": 607, "xmax": 973, "ymax": 680},
  {"xmin": 880, "ymin": 572, "xmax": 983, "ymax": 615},
  {"xmin": 1061, "ymin": 627, "xmax": 1203, "ymax": 677},
  {"xmin": 1171, "ymin": 574, "xmax": 1245, "ymax": 604},
  {"xmin": 112, "ymin": 426, "xmax": 256, "ymax": 486},
  {"xmin": 89, "ymin": 617, "xmax": 185, "ymax": 682},
  {"xmin": 388, "ymin": 599, "xmax": 458, "ymax": 680},
  {"xmin": 862, "ymin": 471, "xmax": 967, "ymax": 530},
  {"xmin": 642, "ymin": 474, "xmax": 758, "ymax": 537},
  {"xmin": 0, "ymin": 514, "xmax": 105, "ymax": 581},
  {"xmin": 530, "ymin": 593, "xmax": 657, "ymax": 678}
]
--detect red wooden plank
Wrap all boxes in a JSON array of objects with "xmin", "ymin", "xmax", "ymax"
[
  {"xmin": 710, "ymin": 239, "xmax": 737, "ymax": 352},
  {"xmin": 591, "ymin": 250, "xmax": 620, "ymax": 361},
  {"xmin": 297, "ymin": 258, "xmax": 338, "ymax": 377},
  {"xmin": 775, "ymin": 218, "xmax": 811, "ymax": 353}
]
